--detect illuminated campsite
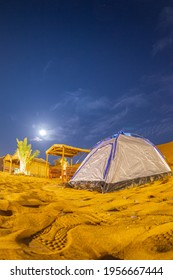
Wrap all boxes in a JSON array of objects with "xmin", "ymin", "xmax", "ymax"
[
  {"xmin": 0, "ymin": 136, "xmax": 173, "ymax": 260},
  {"xmin": 1, "ymin": 0, "xmax": 173, "ymax": 263}
]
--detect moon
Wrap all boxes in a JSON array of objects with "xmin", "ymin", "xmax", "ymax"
[{"xmin": 39, "ymin": 129, "xmax": 47, "ymax": 136}]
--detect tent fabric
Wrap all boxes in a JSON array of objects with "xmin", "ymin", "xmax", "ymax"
[{"xmin": 69, "ymin": 132, "xmax": 172, "ymax": 193}]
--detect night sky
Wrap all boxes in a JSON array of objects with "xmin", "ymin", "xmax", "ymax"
[{"xmin": 0, "ymin": 0, "xmax": 173, "ymax": 159}]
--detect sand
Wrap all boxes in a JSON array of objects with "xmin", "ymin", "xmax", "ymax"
[
  {"xmin": 0, "ymin": 168, "xmax": 173, "ymax": 260},
  {"xmin": 0, "ymin": 141, "xmax": 173, "ymax": 260}
]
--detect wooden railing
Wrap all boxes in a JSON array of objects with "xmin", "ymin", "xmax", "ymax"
[
  {"xmin": 49, "ymin": 164, "xmax": 81, "ymax": 180},
  {"xmin": 66, "ymin": 164, "xmax": 80, "ymax": 180},
  {"xmin": 49, "ymin": 166, "xmax": 61, "ymax": 178}
]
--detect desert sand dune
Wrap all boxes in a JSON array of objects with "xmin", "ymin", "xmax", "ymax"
[{"xmin": 0, "ymin": 163, "xmax": 173, "ymax": 260}]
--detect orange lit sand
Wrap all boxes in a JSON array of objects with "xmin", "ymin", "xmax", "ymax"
[{"xmin": 0, "ymin": 142, "xmax": 173, "ymax": 260}]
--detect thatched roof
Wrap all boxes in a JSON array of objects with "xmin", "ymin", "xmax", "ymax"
[
  {"xmin": 33, "ymin": 157, "xmax": 47, "ymax": 164},
  {"xmin": 4, "ymin": 153, "xmax": 47, "ymax": 164},
  {"xmin": 46, "ymin": 144, "xmax": 90, "ymax": 158}
]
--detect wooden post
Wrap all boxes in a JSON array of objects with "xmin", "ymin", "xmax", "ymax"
[
  {"xmin": 3, "ymin": 158, "xmax": 5, "ymax": 172},
  {"xmin": 9, "ymin": 158, "xmax": 12, "ymax": 174},
  {"xmin": 61, "ymin": 146, "xmax": 65, "ymax": 182},
  {"xmin": 46, "ymin": 153, "xmax": 49, "ymax": 178}
]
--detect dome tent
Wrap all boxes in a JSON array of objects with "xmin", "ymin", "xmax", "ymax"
[{"xmin": 69, "ymin": 132, "xmax": 172, "ymax": 193}]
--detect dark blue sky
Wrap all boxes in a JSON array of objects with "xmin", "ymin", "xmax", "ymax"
[{"xmin": 0, "ymin": 0, "xmax": 173, "ymax": 158}]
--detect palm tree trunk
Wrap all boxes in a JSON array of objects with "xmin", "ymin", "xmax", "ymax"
[{"xmin": 19, "ymin": 159, "xmax": 27, "ymax": 174}]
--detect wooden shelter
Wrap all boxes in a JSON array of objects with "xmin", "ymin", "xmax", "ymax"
[
  {"xmin": 3, "ymin": 153, "xmax": 19, "ymax": 174},
  {"xmin": 27, "ymin": 158, "xmax": 49, "ymax": 177},
  {"xmin": 46, "ymin": 144, "xmax": 90, "ymax": 181},
  {"xmin": 3, "ymin": 153, "xmax": 48, "ymax": 177}
]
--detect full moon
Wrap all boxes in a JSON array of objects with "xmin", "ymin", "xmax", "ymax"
[{"xmin": 39, "ymin": 129, "xmax": 47, "ymax": 136}]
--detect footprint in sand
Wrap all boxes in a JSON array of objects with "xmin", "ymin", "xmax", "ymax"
[
  {"xmin": 124, "ymin": 222, "xmax": 173, "ymax": 259},
  {"xmin": 146, "ymin": 229, "xmax": 173, "ymax": 253},
  {"xmin": 20, "ymin": 212, "xmax": 105, "ymax": 254}
]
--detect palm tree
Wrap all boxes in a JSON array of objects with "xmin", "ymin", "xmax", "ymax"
[{"xmin": 16, "ymin": 137, "xmax": 40, "ymax": 174}]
